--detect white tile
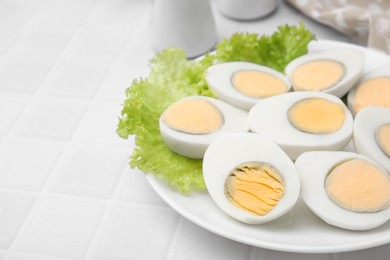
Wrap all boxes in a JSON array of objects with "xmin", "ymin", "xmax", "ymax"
[
  {"xmin": 114, "ymin": 168, "xmax": 167, "ymax": 206},
  {"xmin": 0, "ymin": 52, "xmax": 6, "ymax": 61},
  {"xmin": 13, "ymin": 28, "xmax": 73, "ymax": 59},
  {"xmin": 10, "ymin": 252, "xmax": 69, "ymax": 260},
  {"xmin": 32, "ymin": 0, "xmax": 96, "ymax": 28},
  {"xmin": 43, "ymin": 62, "xmax": 109, "ymax": 99},
  {"xmin": 0, "ymin": 190, "xmax": 36, "ymax": 249},
  {"xmin": 0, "ymin": 0, "xmax": 42, "ymax": 32},
  {"xmin": 76, "ymin": 102, "xmax": 132, "ymax": 147},
  {"xmin": 167, "ymin": 218, "xmax": 252, "ymax": 260},
  {"xmin": 67, "ymin": 32, "xmax": 129, "ymax": 64},
  {"xmin": 16, "ymin": 97, "xmax": 88, "ymax": 141},
  {"xmin": 0, "ymin": 31, "xmax": 19, "ymax": 52},
  {"xmin": 0, "ymin": 138, "xmax": 63, "ymax": 191},
  {"xmin": 90, "ymin": 204, "xmax": 179, "ymax": 260},
  {"xmin": 252, "ymin": 248, "xmax": 332, "ymax": 260},
  {"xmin": 333, "ymin": 243, "xmax": 390, "ymax": 260},
  {"xmin": 0, "ymin": 92, "xmax": 30, "ymax": 135},
  {"xmin": 17, "ymin": 196, "xmax": 104, "ymax": 259},
  {"xmin": 98, "ymin": 66, "xmax": 150, "ymax": 102},
  {"xmin": 134, "ymin": 3, "xmax": 152, "ymax": 34},
  {"xmin": 119, "ymin": 33, "xmax": 154, "ymax": 67},
  {"xmin": 0, "ymin": 58, "xmax": 54, "ymax": 94},
  {"xmin": 49, "ymin": 145, "xmax": 129, "ymax": 199},
  {"xmin": 87, "ymin": 0, "xmax": 150, "ymax": 33}
]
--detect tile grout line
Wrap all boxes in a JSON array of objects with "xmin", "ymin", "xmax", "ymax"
[
  {"xmin": 0, "ymin": 1, "xmax": 56, "ymax": 257},
  {"xmin": 1, "ymin": 138, "xmax": 67, "ymax": 259},
  {"xmin": 1, "ymin": 0, "xmax": 106, "ymax": 258},
  {"xmin": 82, "ymin": 3, "xmax": 155, "ymax": 259},
  {"xmin": 90, "ymin": 3, "xmax": 152, "ymax": 104},
  {"xmin": 0, "ymin": 0, "xmax": 97, "ymax": 148},
  {"xmin": 2, "ymin": 0, "xmax": 153, "ymax": 258},
  {"xmin": 6, "ymin": 0, "xmax": 152, "ymax": 256},
  {"xmin": 81, "ymin": 167, "xmax": 130, "ymax": 260},
  {"xmin": 0, "ymin": 183, "xmax": 171, "ymax": 210},
  {"xmin": 5, "ymin": 0, "xmax": 104, "ymax": 145},
  {"xmin": 57, "ymin": 1, "xmax": 148, "ymax": 146},
  {"xmin": 0, "ymin": 0, "xmax": 51, "ymax": 155},
  {"xmin": 5, "ymin": 251, "xmax": 71, "ymax": 260},
  {"xmin": 0, "ymin": 0, "xmax": 149, "ymax": 201},
  {"xmin": 164, "ymin": 216, "xmax": 185, "ymax": 260},
  {"xmin": 0, "ymin": 0, "xmax": 44, "ymax": 66}
]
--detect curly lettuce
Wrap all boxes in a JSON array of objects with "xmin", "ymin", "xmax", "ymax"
[
  {"xmin": 216, "ymin": 22, "xmax": 316, "ymax": 72},
  {"xmin": 117, "ymin": 23, "xmax": 316, "ymax": 194}
]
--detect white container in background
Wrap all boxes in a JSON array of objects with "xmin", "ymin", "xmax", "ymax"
[
  {"xmin": 151, "ymin": 0, "xmax": 218, "ymax": 58},
  {"xmin": 216, "ymin": 0, "xmax": 277, "ymax": 20}
]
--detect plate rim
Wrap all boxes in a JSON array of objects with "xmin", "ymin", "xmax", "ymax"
[{"xmin": 147, "ymin": 174, "xmax": 390, "ymax": 253}]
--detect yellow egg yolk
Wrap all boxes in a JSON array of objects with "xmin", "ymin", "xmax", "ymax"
[
  {"xmin": 292, "ymin": 60, "xmax": 345, "ymax": 91},
  {"xmin": 162, "ymin": 98, "xmax": 224, "ymax": 134},
  {"xmin": 325, "ymin": 159, "xmax": 390, "ymax": 212},
  {"xmin": 232, "ymin": 70, "xmax": 287, "ymax": 98},
  {"xmin": 353, "ymin": 77, "xmax": 390, "ymax": 114},
  {"xmin": 224, "ymin": 163, "xmax": 285, "ymax": 216},
  {"xmin": 287, "ymin": 98, "xmax": 345, "ymax": 134},
  {"xmin": 376, "ymin": 123, "xmax": 390, "ymax": 158}
]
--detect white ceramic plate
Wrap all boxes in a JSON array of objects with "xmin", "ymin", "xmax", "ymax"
[{"xmin": 146, "ymin": 40, "xmax": 390, "ymax": 253}]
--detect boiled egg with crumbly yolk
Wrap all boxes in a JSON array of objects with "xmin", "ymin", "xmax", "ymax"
[
  {"xmin": 285, "ymin": 48, "xmax": 364, "ymax": 98},
  {"xmin": 159, "ymin": 96, "xmax": 248, "ymax": 159},
  {"xmin": 205, "ymin": 61, "xmax": 290, "ymax": 110},
  {"xmin": 203, "ymin": 132, "xmax": 300, "ymax": 224},
  {"xmin": 295, "ymin": 151, "xmax": 390, "ymax": 230},
  {"xmin": 353, "ymin": 106, "xmax": 390, "ymax": 173},
  {"xmin": 248, "ymin": 91, "xmax": 353, "ymax": 160},
  {"xmin": 348, "ymin": 64, "xmax": 390, "ymax": 115}
]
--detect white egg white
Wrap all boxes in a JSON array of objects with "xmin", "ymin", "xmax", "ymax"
[
  {"xmin": 348, "ymin": 63, "xmax": 390, "ymax": 116},
  {"xmin": 203, "ymin": 132, "xmax": 300, "ymax": 224},
  {"xmin": 248, "ymin": 92, "xmax": 353, "ymax": 160},
  {"xmin": 285, "ymin": 48, "xmax": 364, "ymax": 98},
  {"xmin": 295, "ymin": 151, "xmax": 390, "ymax": 231},
  {"xmin": 159, "ymin": 96, "xmax": 248, "ymax": 159},
  {"xmin": 354, "ymin": 106, "xmax": 390, "ymax": 173},
  {"xmin": 205, "ymin": 61, "xmax": 290, "ymax": 110}
]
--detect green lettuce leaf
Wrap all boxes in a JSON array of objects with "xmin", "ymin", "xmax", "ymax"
[
  {"xmin": 117, "ymin": 23, "xmax": 315, "ymax": 194},
  {"xmin": 216, "ymin": 22, "xmax": 316, "ymax": 72},
  {"xmin": 117, "ymin": 49, "xmax": 215, "ymax": 194}
]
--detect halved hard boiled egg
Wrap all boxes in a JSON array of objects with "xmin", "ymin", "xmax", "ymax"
[
  {"xmin": 159, "ymin": 96, "xmax": 248, "ymax": 159},
  {"xmin": 348, "ymin": 64, "xmax": 390, "ymax": 115},
  {"xmin": 354, "ymin": 106, "xmax": 390, "ymax": 173},
  {"xmin": 296, "ymin": 151, "xmax": 390, "ymax": 230},
  {"xmin": 285, "ymin": 48, "xmax": 364, "ymax": 98},
  {"xmin": 248, "ymin": 92, "xmax": 353, "ymax": 160},
  {"xmin": 205, "ymin": 61, "xmax": 291, "ymax": 110},
  {"xmin": 203, "ymin": 132, "xmax": 300, "ymax": 224}
]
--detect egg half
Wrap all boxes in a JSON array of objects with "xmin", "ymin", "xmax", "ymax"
[
  {"xmin": 205, "ymin": 61, "xmax": 291, "ymax": 110},
  {"xmin": 159, "ymin": 96, "xmax": 248, "ymax": 159},
  {"xmin": 348, "ymin": 64, "xmax": 390, "ymax": 115},
  {"xmin": 248, "ymin": 91, "xmax": 353, "ymax": 160},
  {"xmin": 295, "ymin": 151, "xmax": 390, "ymax": 230},
  {"xmin": 203, "ymin": 132, "xmax": 300, "ymax": 224},
  {"xmin": 354, "ymin": 106, "xmax": 390, "ymax": 173},
  {"xmin": 285, "ymin": 48, "xmax": 364, "ymax": 98}
]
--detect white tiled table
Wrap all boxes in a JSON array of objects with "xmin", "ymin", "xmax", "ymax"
[{"xmin": 0, "ymin": 0, "xmax": 389, "ymax": 259}]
